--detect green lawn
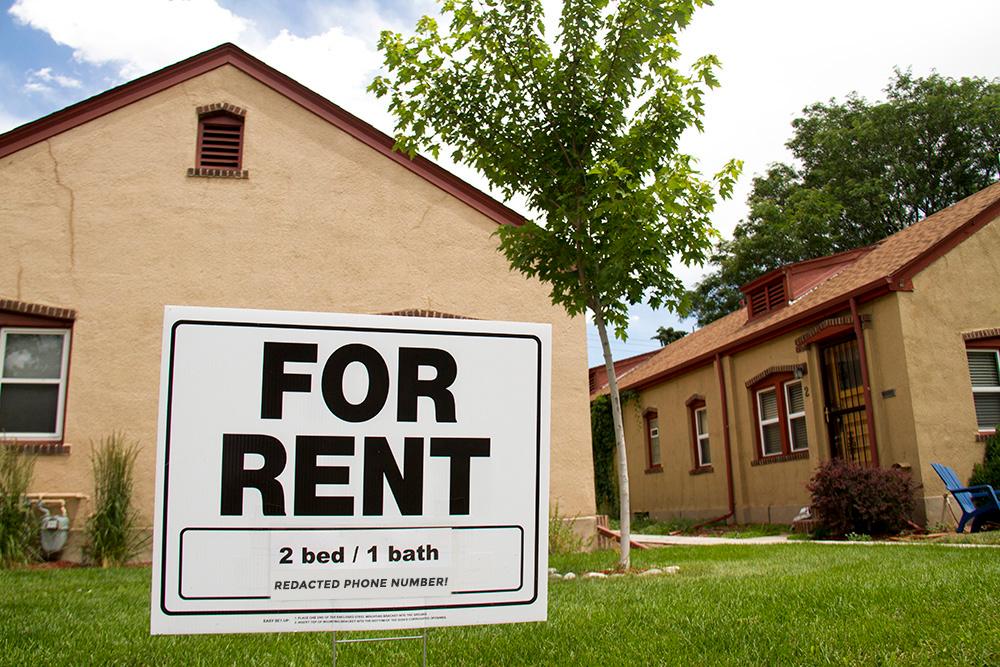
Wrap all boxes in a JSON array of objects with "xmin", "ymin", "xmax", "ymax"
[{"xmin": 2, "ymin": 544, "xmax": 998, "ymax": 665}]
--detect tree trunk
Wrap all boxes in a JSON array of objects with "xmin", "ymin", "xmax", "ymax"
[{"xmin": 591, "ymin": 303, "xmax": 631, "ymax": 570}]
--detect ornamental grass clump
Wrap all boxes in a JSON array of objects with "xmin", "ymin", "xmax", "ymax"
[
  {"xmin": 0, "ymin": 442, "xmax": 38, "ymax": 566},
  {"xmin": 807, "ymin": 459, "xmax": 914, "ymax": 537},
  {"xmin": 85, "ymin": 433, "xmax": 147, "ymax": 567},
  {"xmin": 549, "ymin": 501, "xmax": 588, "ymax": 556}
]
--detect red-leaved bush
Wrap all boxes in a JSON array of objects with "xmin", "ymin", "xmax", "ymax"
[{"xmin": 806, "ymin": 459, "xmax": 914, "ymax": 537}]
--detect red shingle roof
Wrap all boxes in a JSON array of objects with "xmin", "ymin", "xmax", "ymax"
[{"xmin": 612, "ymin": 180, "xmax": 1000, "ymax": 393}]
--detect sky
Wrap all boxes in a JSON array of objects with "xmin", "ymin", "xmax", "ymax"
[{"xmin": 2, "ymin": 0, "xmax": 999, "ymax": 365}]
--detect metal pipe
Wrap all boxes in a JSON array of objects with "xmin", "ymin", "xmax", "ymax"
[
  {"xmin": 850, "ymin": 297, "xmax": 880, "ymax": 467},
  {"xmin": 692, "ymin": 354, "xmax": 737, "ymax": 531}
]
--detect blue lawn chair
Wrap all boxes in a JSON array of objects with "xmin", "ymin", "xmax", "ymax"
[{"xmin": 931, "ymin": 463, "xmax": 1000, "ymax": 533}]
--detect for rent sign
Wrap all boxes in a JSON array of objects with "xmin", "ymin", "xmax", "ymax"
[{"xmin": 150, "ymin": 306, "xmax": 550, "ymax": 635}]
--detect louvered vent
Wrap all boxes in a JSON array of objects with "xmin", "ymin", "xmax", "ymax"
[
  {"xmin": 767, "ymin": 280, "xmax": 786, "ymax": 308},
  {"xmin": 747, "ymin": 277, "xmax": 788, "ymax": 318},
  {"xmin": 749, "ymin": 289, "xmax": 768, "ymax": 315},
  {"xmin": 197, "ymin": 113, "xmax": 243, "ymax": 170}
]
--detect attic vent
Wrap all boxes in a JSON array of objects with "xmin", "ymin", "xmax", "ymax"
[
  {"xmin": 197, "ymin": 112, "xmax": 243, "ymax": 169},
  {"xmin": 748, "ymin": 277, "xmax": 787, "ymax": 318}
]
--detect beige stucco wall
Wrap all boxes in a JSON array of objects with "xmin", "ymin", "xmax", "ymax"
[
  {"xmin": 895, "ymin": 214, "xmax": 1000, "ymax": 527},
  {"xmin": 725, "ymin": 331, "xmax": 817, "ymax": 524},
  {"xmin": 624, "ymin": 327, "xmax": 826, "ymax": 525},
  {"xmin": 0, "ymin": 64, "xmax": 596, "ymax": 558},
  {"xmin": 623, "ymin": 216, "xmax": 1000, "ymax": 529},
  {"xmin": 623, "ymin": 364, "xmax": 728, "ymax": 521}
]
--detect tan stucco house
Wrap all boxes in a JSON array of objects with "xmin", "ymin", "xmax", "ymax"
[
  {"xmin": 593, "ymin": 182, "xmax": 1000, "ymax": 527},
  {"xmin": 0, "ymin": 44, "xmax": 596, "ymax": 558}
]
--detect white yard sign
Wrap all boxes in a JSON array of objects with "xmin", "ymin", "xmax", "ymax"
[{"xmin": 150, "ymin": 306, "xmax": 550, "ymax": 635}]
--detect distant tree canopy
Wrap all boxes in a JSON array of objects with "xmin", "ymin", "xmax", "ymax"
[
  {"xmin": 688, "ymin": 70, "xmax": 1000, "ymax": 326},
  {"xmin": 651, "ymin": 325, "xmax": 687, "ymax": 346}
]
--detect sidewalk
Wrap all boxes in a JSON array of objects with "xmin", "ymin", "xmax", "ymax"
[
  {"xmin": 631, "ymin": 533, "xmax": 1000, "ymax": 548},
  {"xmin": 632, "ymin": 533, "xmax": 791, "ymax": 546}
]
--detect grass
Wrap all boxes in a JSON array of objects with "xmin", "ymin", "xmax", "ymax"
[
  {"xmin": 0, "ymin": 444, "xmax": 37, "ymax": 566},
  {"xmin": 86, "ymin": 433, "xmax": 147, "ymax": 567},
  {"xmin": 610, "ymin": 517, "xmax": 788, "ymax": 538},
  {"xmin": 917, "ymin": 530, "xmax": 1000, "ymax": 545},
  {"xmin": 2, "ymin": 544, "xmax": 999, "ymax": 665}
]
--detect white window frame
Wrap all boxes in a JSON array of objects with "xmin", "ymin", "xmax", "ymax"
[
  {"xmin": 968, "ymin": 349, "xmax": 1000, "ymax": 433},
  {"xmin": 0, "ymin": 327, "xmax": 71, "ymax": 439},
  {"xmin": 694, "ymin": 406, "xmax": 710, "ymax": 466},
  {"xmin": 756, "ymin": 387, "xmax": 782, "ymax": 457},
  {"xmin": 784, "ymin": 380, "xmax": 809, "ymax": 452}
]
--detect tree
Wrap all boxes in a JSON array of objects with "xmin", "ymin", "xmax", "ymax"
[
  {"xmin": 651, "ymin": 326, "xmax": 687, "ymax": 346},
  {"xmin": 371, "ymin": 0, "xmax": 739, "ymax": 568},
  {"xmin": 688, "ymin": 70, "xmax": 1000, "ymax": 325}
]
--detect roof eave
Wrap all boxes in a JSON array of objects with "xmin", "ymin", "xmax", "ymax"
[
  {"xmin": 0, "ymin": 43, "xmax": 525, "ymax": 229},
  {"xmin": 622, "ymin": 279, "xmax": 894, "ymax": 393}
]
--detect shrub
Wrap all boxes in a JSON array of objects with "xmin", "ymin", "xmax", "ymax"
[
  {"xmin": 807, "ymin": 459, "xmax": 914, "ymax": 537},
  {"xmin": 85, "ymin": 433, "xmax": 147, "ymax": 567},
  {"xmin": 549, "ymin": 501, "xmax": 588, "ymax": 555},
  {"xmin": 970, "ymin": 431, "xmax": 1000, "ymax": 489},
  {"xmin": 589, "ymin": 395, "xmax": 620, "ymax": 516},
  {"xmin": 0, "ymin": 443, "xmax": 38, "ymax": 566}
]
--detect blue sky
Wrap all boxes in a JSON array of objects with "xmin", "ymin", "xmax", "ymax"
[{"xmin": 3, "ymin": 0, "xmax": 999, "ymax": 365}]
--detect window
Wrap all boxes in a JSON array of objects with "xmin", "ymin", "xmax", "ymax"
[
  {"xmin": 757, "ymin": 388, "xmax": 783, "ymax": 456},
  {"xmin": 0, "ymin": 328, "xmax": 70, "ymax": 439},
  {"xmin": 785, "ymin": 381, "xmax": 809, "ymax": 451},
  {"xmin": 967, "ymin": 348, "xmax": 1000, "ymax": 432},
  {"xmin": 694, "ymin": 406, "xmax": 710, "ymax": 466},
  {"xmin": 754, "ymin": 375, "xmax": 809, "ymax": 458},
  {"xmin": 196, "ymin": 111, "xmax": 244, "ymax": 170},
  {"xmin": 645, "ymin": 411, "xmax": 661, "ymax": 469}
]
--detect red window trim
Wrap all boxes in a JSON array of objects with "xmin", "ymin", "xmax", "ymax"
[
  {"xmin": 750, "ymin": 372, "xmax": 800, "ymax": 460},
  {"xmin": 687, "ymin": 398, "xmax": 711, "ymax": 470},
  {"xmin": 966, "ymin": 336, "xmax": 1000, "ymax": 350},
  {"xmin": 644, "ymin": 409, "xmax": 662, "ymax": 472}
]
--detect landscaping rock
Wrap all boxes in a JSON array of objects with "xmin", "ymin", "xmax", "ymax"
[
  {"xmin": 584, "ymin": 572, "xmax": 607, "ymax": 579},
  {"xmin": 549, "ymin": 572, "xmax": 562, "ymax": 580},
  {"xmin": 562, "ymin": 572, "xmax": 577, "ymax": 580},
  {"xmin": 664, "ymin": 566, "xmax": 680, "ymax": 574},
  {"xmin": 639, "ymin": 568, "xmax": 662, "ymax": 576}
]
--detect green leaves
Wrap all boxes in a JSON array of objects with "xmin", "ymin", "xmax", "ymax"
[
  {"xmin": 688, "ymin": 69, "xmax": 1000, "ymax": 326},
  {"xmin": 372, "ymin": 0, "xmax": 736, "ymax": 341}
]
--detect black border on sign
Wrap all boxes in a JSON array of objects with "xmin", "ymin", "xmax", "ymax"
[
  {"xmin": 159, "ymin": 319, "xmax": 543, "ymax": 617},
  {"xmin": 177, "ymin": 525, "xmax": 524, "ymax": 600}
]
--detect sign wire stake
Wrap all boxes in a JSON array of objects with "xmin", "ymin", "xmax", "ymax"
[{"xmin": 331, "ymin": 628, "xmax": 428, "ymax": 665}]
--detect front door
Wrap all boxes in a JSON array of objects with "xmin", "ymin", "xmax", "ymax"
[{"xmin": 821, "ymin": 337, "xmax": 871, "ymax": 465}]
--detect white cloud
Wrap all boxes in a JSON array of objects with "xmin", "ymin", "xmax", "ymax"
[
  {"xmin": 23, "ymin": 66, "xmax": 82, "ymax": 94},
  {"xmin": 9, "ymin": 0, "xmax": 250, "ymax": 80},
  {"xmin": 6, "ymin": 0, "xmax": 400, "ymax": 134},
  {"xmin": 251, "ymin": 27, "xmax": 389, "ymax": 130}
]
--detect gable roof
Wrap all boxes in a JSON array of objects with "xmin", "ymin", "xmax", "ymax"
[
  {"xmin": 612, "ymin": 180, "xmax": 1000, "ymax": 393},
  {"xmin": 589, "ymin": 348, "xmax": 660, "ymax": 397},
  {"xmin": 0, "ymin": 43, "xmax": 524, "ymax": 229}
]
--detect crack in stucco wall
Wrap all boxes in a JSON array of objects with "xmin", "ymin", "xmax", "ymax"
[
  {"xmin": 16, "ymin": 265, "xmax": 23, "ymax": 300},
  {"xmin": 412, "ymin": 202, "xmax": 432, "ymax": 232},
  {"xmin": 46, "ymin": 141, "xmax": 76, "ymax": 268}
]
